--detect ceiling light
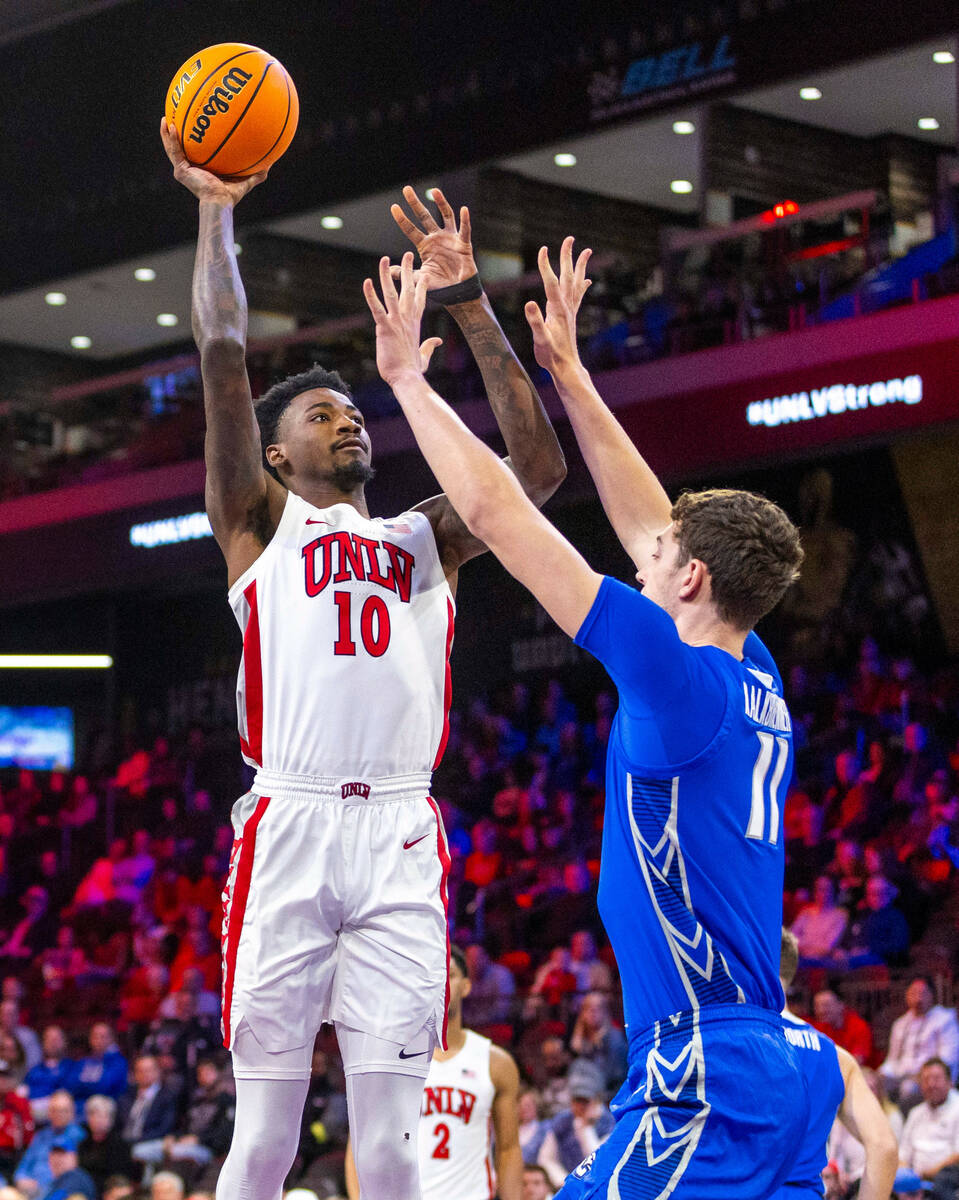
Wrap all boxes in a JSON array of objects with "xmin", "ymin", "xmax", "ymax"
[
  {"xmin": 0, "ymin": 654, "xmax": 112, "ymax": 669},
  {"xmin": 799, "ymin": 87, "xmax": 822, "ymax": 100},
  {"xmin": 670, "ymin": 179, "xmax": 694, "ymax": 194},
  {"xmin": 933, "ymin": 51, "xmax": 955, "ymax": 64},
  {"xmin": 918, "ymin": 117, "xmax": 940, "ymax": 131},
  {"xmin": 134, "ymin": 268, "xmax": 156, "ymax": 282},
  {"xmin": 233, "ymin": 243, "xmax": 242, "ymax": 255},
  {"xmin": 425, "ymin": 188, "xmax": 438, "ymax": 200},
  {"xmin": 156, "ymin": 313, "xmax": 179, "ymax": 327},
  {"xmin": 672, "ymin": 120, "xmax": 696, "ymax": 135},
  {"xmin": 554, "ymin": 152, "xmax": 577, "ymax": 167},
  {"xmin": 45, "ymin": 292, "xmax": 66, "ymax": 306},
  {"xmin": 70, "ymin": 335, "xmax": 92, "ymax": 349},
  {"xmin": 321, "ymin": 215, "xmax": 344, "ymax": 229}
]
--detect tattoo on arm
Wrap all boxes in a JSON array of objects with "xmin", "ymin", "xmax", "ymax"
[
  {"xmin": 193, "ymin": 204, "xmax": 247, "ymax": 350},
  {"xmin": 447, "ymin": 296, "xmax": 563, "ymax": 501}
]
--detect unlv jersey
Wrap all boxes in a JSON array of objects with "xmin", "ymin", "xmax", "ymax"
[
  {"xmin": 419, "ymin": 1030, "xmax": 496, "ymax": 1200},
  {"xmin": 228, "ymin": 491, "xmax": 454, "ymax": 781}
]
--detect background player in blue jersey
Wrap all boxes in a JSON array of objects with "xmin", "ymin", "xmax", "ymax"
[
  {"xmin": 364, "ymin": 236, "xmax": 809, "ymax": 1197},
  {"xmin": 777, "ymin": 930, "xmax": 898, "ymax": 1200}
]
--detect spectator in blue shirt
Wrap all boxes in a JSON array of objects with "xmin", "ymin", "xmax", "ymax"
[
  {"xmin": 14, "ymin": 1090, "xmax": 83, "ymax": 1198},
  {"xmin": 70, "ymin": 1024, "xmax": 127, "ymax": 1103},
  {"xmin": 23, "ymin": 1027, "xmax": 76, "ymax": 1123},
  {"xmin": 40, "ymin": 1131, "xmax": 96, "ymax": 1200},
  {"xmin": 843, "ymin": 874, "xmax": 911, "ymax": 967},
  {"xmin": 537, "ymin": 1060, "xmax": 613, "ymax": 1189}
]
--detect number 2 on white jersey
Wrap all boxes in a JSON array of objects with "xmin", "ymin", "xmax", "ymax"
[
  {"xmin": 746, "ymin": 731, "xmax": 789, "ymax": 846},
  {"xmin": 431, "ymin": 1122, "xmax": 450, "ymax": 1159}
]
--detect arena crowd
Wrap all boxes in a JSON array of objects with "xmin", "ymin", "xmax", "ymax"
[{"xmin": 0, "ymin": 614, "xmax": 955, "ymax": 1197}]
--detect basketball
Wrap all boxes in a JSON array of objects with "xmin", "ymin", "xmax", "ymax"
[{"xmin": 164, "ymin": 43, "xmax": 299, "ymax": 177}]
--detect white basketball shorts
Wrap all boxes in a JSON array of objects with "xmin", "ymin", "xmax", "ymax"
[{"xmin": 220, "ymin": 769, "xmax": 451, "ymax": 1058}]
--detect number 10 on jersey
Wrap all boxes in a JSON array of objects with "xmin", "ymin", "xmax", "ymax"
[
  {"xmin": 333, "ymin": 590, "xmax": 392, "ymax": 656},
  {"xmin": 746, "ymin": 731, "xmax": 788, "ymax": 846}
]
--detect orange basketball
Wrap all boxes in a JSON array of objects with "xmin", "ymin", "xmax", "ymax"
[{"xmin": 164, "ymin": 43, "xmax": 299, "ymax": 177}]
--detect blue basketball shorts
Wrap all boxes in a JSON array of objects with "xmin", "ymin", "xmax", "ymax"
[{"xmin": 555, "ymin": 1004, "xmax": 809, "ymax": 1200}]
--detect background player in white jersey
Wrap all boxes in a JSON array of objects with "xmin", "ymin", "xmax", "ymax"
[
  {"xmin": 776, "ymin": 930, "xmax": 898, "ymax": 1200},
  {"xmin": 346, "ymin": 945, "xmax": 522, "ymax": 1200},
  {"xmin": 160, "ymin": 123, "xmax": 566, "ymax": 1200}
]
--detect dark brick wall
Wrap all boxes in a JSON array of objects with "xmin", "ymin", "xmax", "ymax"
[
  {"xmin": 0, "ymin": 343, "xmax": 94, "ymax": 412},
  {"xmin": 475, "ymin": 168, "xmax": 678, "ymax": 279},
  {"xmin": 706, "ymin": 104, "xmax": 945, "ymax": 220},
  {"xmin": 706, "ymin": 104, "xmax": 885, "ymax": 207}
]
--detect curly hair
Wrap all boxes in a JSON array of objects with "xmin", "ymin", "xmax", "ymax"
[
  {"xmin": 253, "ymin": 364, "xmax": 352, "ymax": 480},
  {"xmin": 671, "ymin": 488, "xmax": 803, "ymax": 631}
]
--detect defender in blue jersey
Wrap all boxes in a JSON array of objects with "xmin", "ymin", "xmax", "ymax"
[
  {"xmin": 776, "ymin": 930, "xmax": 898, "ymax": 1200},
  {"xmin": 365, "ymin": 242, "xmax": 806, "ymax": 1196}
]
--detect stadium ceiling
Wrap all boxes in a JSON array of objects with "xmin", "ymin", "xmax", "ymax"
[{"xmin": 0, "ymin": 36, "xmax": 955, "ymax": 360}]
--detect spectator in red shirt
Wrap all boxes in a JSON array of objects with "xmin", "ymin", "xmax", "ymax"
[
  {"xmin": 464, "ymin": 820, "xmax": 503, "ymax": 889},
  {"xmin": 168, "ymin": 928, "xmax": 219, "ymax": 995},
  {"xmin": 809, "ymin": 988, "xmax": 874, "ymax": 1064},
  {"xmin": 526, "ymin": 948, "xmax": 578, "ymax": 1019},
  {"xmin": 0, "ymin": 1057, "xmax": 34, "ymax": 1176},
  {"xmin": 119, "ymin": 964, "xmax": 170, "ymax": 1035}
]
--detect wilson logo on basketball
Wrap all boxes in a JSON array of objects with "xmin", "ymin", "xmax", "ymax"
[{"xmin": 187, "ymin": 67, "xmax": 254, "ymax": 145}]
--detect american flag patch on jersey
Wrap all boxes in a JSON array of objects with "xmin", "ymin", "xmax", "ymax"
[{"xmin": 383, "ymin": 520, "xmax": 412, "ymax": 535}]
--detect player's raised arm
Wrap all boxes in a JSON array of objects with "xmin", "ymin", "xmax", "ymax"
[
  {"xmin": 834, "ymin": 1047, "xmax": 899, "ymax": 1200},
  {"xmin": 160, "ymin": 119, "xmax": 286, "ymax": 584},
  {"xmin": 364, "ymin": 254, "xmax": 602, "ymax": 638},
  {"xmin": 391, "ymin": 187, "xmax": 566, "ymax": 575},
  {"xmin": 525, "ymin": 239, "xmax": 673, "ymax": 571}
]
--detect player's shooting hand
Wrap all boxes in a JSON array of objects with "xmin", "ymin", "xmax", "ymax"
[
  {"xmin": 390, "ymin": 186, "xmax": 477, "ymax": 291},
  {"xmin": 161, "ymin": 118, "xmax": 267, "ymax": 206},
  {"xmin": 364, "ymin": 253, "xmax": 443, "ymax": 388},
  {"xmin": 524, "ymin": 237, "xmax": 592, "ymax": 378}
]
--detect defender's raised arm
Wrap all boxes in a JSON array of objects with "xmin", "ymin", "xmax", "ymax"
[
  {"xmin": 160, "ymin": 119, "xmax": 285, "ymax": 585},
  {"xmin": 525, "ymin": 238, "xmax": 672, "ymax": 570},
  {"xmin": 364, "ymin": 254, "xmax": 602, "ymax": 638},
  {"xmin": 391, "ymin": 187, "xmax": 567, "ymax": 576}
]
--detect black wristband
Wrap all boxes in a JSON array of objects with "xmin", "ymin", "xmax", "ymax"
[{"xmin": 428, "ymin": 273, "xmax": 484, "ymax": 306}]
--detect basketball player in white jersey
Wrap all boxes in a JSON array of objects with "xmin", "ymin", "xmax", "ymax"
[
  {"xmin": 346, "ymin": 945, "xmax": 522, "ymax": 1200},
  {"xmin": 161, "ymin": 123, "xmax": 566, "ymax": 1200}
]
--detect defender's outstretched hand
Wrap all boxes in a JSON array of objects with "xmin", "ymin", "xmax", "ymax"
[
  {"xmin": 525, "ymin": 237, "xmax": 592, "ymax": 378},
  {"xmin": 390, "ymin": 185, "xmax": 477, "ymax": 290},
  {"xmin": 161, "ymin": 118, "xmax": 267, "ymax": 206},
  {"xmin": 364, "ymin": 253, "xmax": 442, "ymax": 387}
]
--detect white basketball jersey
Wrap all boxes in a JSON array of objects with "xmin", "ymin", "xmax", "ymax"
[
  {"xmin": 228, "ymin": 490, "xmax": 454, "ymax": 780},
  {"xmin": 418, "ymin": 1030, "xmax": 496, "ymax": 1200}
]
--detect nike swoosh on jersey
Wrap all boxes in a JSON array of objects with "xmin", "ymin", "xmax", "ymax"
[
  {"xmin": 305, "ymin": 519, "xmax": 331, "ymax": 525},
  {"xmin": 403, "ymin": 835, "xmax": 428, "ymax": 850},
  {"xmin": 398, "ymin": 1048, "xmax": 428, "ymax": 1059}
]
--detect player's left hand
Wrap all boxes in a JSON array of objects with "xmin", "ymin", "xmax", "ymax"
[
  {"xmin": 525, "ymin": 236, "xmax": 592, "ymax": 378},
  {"xmin": 363, "ymin": 252, "xmax": 443, "ymax": 386},
  {"xmin": 390, "ymin": 186, "xmax": 477, "ymax": 290}
]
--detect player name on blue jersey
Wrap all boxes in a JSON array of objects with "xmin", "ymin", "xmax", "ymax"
[
  {"xmin": 783, "ymin": 1023, "xmax": 822, "ymax": 1051},
  {"xmin": 743, "ymin": 681, "xmax": 792, "ymax": 732}
]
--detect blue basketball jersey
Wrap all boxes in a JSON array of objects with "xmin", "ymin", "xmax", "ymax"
[
  {"xmin": 772, "ymin": 1014, "xmax": 845, "ymax": 1198},
  {"xmin": 575, "ymin": 576, "xmax": 791, "ymax": 1034}
]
